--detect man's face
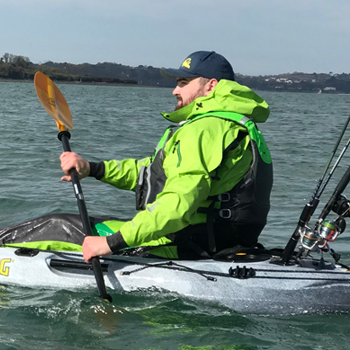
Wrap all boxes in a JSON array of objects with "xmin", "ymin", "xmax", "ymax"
[{"xmin": 172, "ymin": 77, "xmax": 209, "ymax": 111}]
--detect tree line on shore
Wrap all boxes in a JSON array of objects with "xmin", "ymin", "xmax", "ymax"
[
  {"xmin": 0, "ymin": 53, "xmax": 137, "ymax": 85},
  {"xmin": 1, "ymin": 52, "xmax": 350, "ymax": 93}
]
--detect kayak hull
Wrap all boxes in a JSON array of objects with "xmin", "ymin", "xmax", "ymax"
[{"xmin": 1, "ymin": 247, "xmax": 350, "ymax": 314}]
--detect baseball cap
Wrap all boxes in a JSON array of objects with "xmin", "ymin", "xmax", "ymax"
[{"xmin": 161, "ymin": 51, "xmax": 235, "ymax": 81}]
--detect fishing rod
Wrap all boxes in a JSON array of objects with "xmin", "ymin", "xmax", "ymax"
[
  {"xmin": 316, "ymin": 165, "xmax": 350, "ymax": 226},
  {"xmin": 316, "ymin": 130, "xmax": 350, "ymax": 202},
  {"xmin": 308, "ymin": 115, "xmax": 350, "ymax": 210},
  {"xmin": 280, "ymin": 115, "xmax": 350, "ymax": 264}
]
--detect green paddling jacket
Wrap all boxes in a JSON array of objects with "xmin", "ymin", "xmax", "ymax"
[{"xmin": 91, "ymin": 79, "xmax": 273, "ymax": 259}]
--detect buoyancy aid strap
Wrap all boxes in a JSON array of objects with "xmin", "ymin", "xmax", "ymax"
[
  {"xmin": 190, "ymin": 111, "xmax": 271, "ymax": 164},
  {"xmin": 206, "ymin": 201, "xmax": 217, "ymax": 254},
  {"xmin": 222, "ymin": 130, "xmax": 249, "ymax": 158},
  {"xmin": 198, "ymin": 129, "xmax": 249, "ymax": 253},
  {"xmin": 210, "ymin": 129, "xmax": 248, "ymax": 181}
]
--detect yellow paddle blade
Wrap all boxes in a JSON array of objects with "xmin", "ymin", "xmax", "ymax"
[{"xmin": 34, "ymin": 71, "xmax": 74, "ymax": 131}]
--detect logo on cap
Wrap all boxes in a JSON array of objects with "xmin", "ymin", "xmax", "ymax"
[{"xmin": 181, "ymin": 58, "xmax": 191, "ymax": 69}]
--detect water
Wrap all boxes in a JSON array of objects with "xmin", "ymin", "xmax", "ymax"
[{"xmin": 1, "ymin": 81, "xmax": 350, "ymax": 349}]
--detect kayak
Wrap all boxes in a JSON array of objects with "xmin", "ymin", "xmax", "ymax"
[
  {"xmin": 0, "ymin": 241, "xmax": 350, "ymax": 315},
  {"xmin": 1, "ymin": 73, "xmax": 350, "ymax": 315}
]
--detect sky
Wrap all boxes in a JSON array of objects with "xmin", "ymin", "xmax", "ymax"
[{"xmin": 1, "ymin": 0, "xmax": 349, "ymax": 76}]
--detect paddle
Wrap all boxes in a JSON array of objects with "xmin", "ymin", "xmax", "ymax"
[{"xmin": 34, "ymin": 71, "xmax": 112, "ymax": 302}]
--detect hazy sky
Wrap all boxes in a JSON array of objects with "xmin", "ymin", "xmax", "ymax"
[{"xmin": 1, "ymin": 0, "xmax": 349, "ymax": 76}]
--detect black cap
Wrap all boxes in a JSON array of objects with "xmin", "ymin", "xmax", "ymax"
[{"xmin": 161, "ymin": 51, "xmax": 235, "ymax": 81}]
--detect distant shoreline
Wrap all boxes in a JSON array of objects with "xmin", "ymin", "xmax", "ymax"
[
  {"xmin": 0, "ymin": 78, "xmax": 346, "ymax": 94},
  {"xmin": 0, "ymin": 78, "xmax": 32, "ymax": 84},
  {"xmin": 0, "ymin": 78, "xmax": 167, "ymax": 89}
]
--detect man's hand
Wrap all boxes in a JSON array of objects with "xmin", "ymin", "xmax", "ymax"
[
  {"xmin": 60, "ymin": 152, "xmax": 90, "ymax": 182},
  {"xmin": 82, "ymin": 236, "xmax": 113, "ymax": 263}
]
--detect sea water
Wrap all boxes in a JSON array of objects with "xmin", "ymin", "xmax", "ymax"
[{"xmin": 0, "ymin": 81, "xmax": 350, "ymax": 349}]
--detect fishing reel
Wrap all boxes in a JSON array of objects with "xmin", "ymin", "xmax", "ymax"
[
  {"xmin": 317, "ymin": 218, "xmax": 345, "ymax": 248},
  {"xmin": 332, "ymin": 195, "xmax": 350, "ymax": 217},
  {"xmin": 300, "ymin": 218, "xmax": 346, "ymax": 251},
  {"xmin": 299, "ymin": 194, "xmax": 349, "ymax": 252}
]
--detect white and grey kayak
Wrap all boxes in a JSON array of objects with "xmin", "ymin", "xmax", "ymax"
[{"xmin": 1, "ymin": 245, "xmax": 350, "ymax": 314}]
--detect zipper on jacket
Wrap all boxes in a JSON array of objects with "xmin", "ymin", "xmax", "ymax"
[
  {"xmin": 172, "ymin": 141, "xmax": 182, "ymax": 167},
  {"xmin": 172, "ymin": 141, "xmax": 179, "ymax": 153}
]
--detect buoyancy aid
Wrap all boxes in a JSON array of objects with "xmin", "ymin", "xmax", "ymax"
[
  {"xmin": 135, "ymin": 125, "xmax": 178, "ymax": 210},
  {"xmin": 202, "ymin": 111, "xmax": 272, "ymax": 223},
  {"xmin": 134, "ymin": 111, "xmax": 273, "ymax": 253}
]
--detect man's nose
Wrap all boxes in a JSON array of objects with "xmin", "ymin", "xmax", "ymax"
[{"xmin": 172, "ymin": 86, "xmax": 180, "ymax": 95}]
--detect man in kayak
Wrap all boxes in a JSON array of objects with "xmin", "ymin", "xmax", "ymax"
[{"xmin": 59, "ymin": 50, "xmax": 273, "ymax": 262}]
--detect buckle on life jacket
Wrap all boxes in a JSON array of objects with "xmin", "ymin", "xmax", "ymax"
[
  {"xmin": 219, "ymin": 209, "xmax": 231, "ymax": 219},
  {"xmin": 218, "ymin": 193, "xmax": 230, "ymax": 202}
]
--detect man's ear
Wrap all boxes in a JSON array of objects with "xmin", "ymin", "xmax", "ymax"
[{"xmin": 206, "ymin": 79, "xmax": 218, "ymax": 94}]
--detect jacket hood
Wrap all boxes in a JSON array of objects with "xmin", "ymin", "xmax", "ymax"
[{"xmin": 161, "ymin": 79, "xmax": 270, "ymax": 124}]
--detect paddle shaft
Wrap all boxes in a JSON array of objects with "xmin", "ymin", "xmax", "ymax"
[{"xmin": 58, "ymin": 131, "xmax": 112, "ymax": 302}]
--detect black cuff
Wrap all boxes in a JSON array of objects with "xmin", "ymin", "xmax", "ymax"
[
  {"xmin": 106, "ymin": 231, "xmax": 128, "ymax": 253},
  {"xmin": 89, "ymin": 161, "xmax": 105, "ymax": 180}
]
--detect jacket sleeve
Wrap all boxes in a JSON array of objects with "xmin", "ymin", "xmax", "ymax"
[
  {"xmin": 116, "ymin": 117, "xmax": 251, "ymax": 248},
  {"xmin": 99, "ymin": 157, "xmax": 153, "ymax": 192}
]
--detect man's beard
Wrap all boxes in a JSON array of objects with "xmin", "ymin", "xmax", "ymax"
[
  {"xmin": 174, "ymin": 90, "xmax": 204, "ymax": 111},
  {"xmin": 174, "ymin": 103, "xmax": 182, "ymax": 111}
]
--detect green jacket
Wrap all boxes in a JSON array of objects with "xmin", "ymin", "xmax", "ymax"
[{"xmin": 99, "ymin": 79, "xmax": 270, "ymax": 258}]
